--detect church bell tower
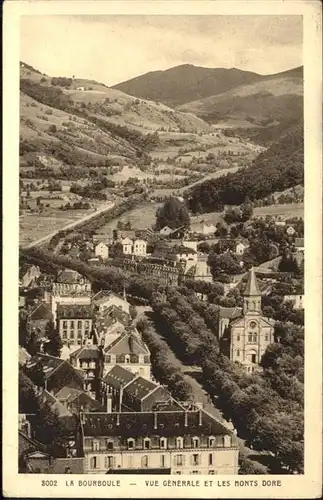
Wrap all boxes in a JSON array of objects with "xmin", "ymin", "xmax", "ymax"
[{"xmin": 243, "ymin": 267, "xmax": 262, "ymax": 315}]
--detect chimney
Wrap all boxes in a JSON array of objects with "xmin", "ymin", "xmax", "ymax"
[
  {"xmin": 116, "ymin": 413, "xmax": 120, "ymax": 426},
  {"xmin": 199, "ymin": 409, "xmax": 203, "ymax": 426},
  {"xmin": 154, "ymin": 412, "xmax": 158, "ymax": 430},
  {"xmin": 184, "ymin": 411, "xmax": 188, "ymax": 427},
  {"xmin": 106, "ymin": 394, "xmax": 112, "ymax": 413}
]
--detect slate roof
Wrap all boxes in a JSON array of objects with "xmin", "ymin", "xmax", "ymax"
[
  {"xmin": 56, "ymin": 269, "xmax": 87, "ymax": 284},
  {"xmin": 124, "ymin": 377, "xmax": 157, "ymax": 400},
  {"xmin": 104, "ymin": 330, "xmax": 150, "ymax": 355},
  {"xmin": 81, "ymin": 409, "xmax": 235, "ymax": 438},
  {"xmin": 43, "ymin": 390, "xmax": 73, "ymax": 418},
  {"xmin": 69, "ymin": 346, "xmax": 101, "ymax": 361},
  {"xmin": 245, "ymin": 267, "xmax": 261, "ymax": 296},
  {"xmin": 26, "ymin": 354, "xmax": 85, "ymax": 384},
  {"xmin": 56, "ymin": 304, "xmax": 93, "ymax": 319},
  {"xmin": 219, "ymin": 307, "xmax": 243, "ymax": 320},
  {"xmin": 28, "ymin": 302, "xmax": 53, "ymax": 321},
  {"xmin": 102, "ymin": 365, "xmax": 137, "ymax": 389}
]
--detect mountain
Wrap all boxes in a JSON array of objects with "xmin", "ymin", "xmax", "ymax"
[
  {"xmin": 20, "ymin": 62, "xmax": 212, "ymax": 174},
  {"xmin": 178, "ymin": 67, "xmax": 303, "ymax": 144},
  {"xmin": 186, "ymin": 124, "xmax": 304, "ymax": 213},
  {"xmin": 112, "ymin": 64, "xmax": 264, "ymax": 107}
]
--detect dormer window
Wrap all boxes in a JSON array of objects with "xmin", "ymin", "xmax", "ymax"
[
  {"xmin": 176, "ymin": 437, "xmax": 183, "ymax": 449},
  {"xmin": 144, "ymin": 438, "xmax": 151, "ymax": 450},
  {"xmin": 160, "ymin": 438, "xmax": 167, "ymax": 449},
  {"xmin": 208, "ymin": 437, "xmax": 215, "ymax": 447},
  {"xmin": 127, "ymin": 438, "xmax": 135, "ymax": 450},
  {"xmin": 192, "ymin": 437, "xmax": 199, "ymax": 448},
  {"xmin": 106, "ymin": 440, "xmax": 114, "ymax": 451},
  {"xmin": 92, "ymin": 439, "xmax": 100, "ymax": 451},
  {"xmin": 223, "ymin": 435, "xmax": 231, "ymax": 448}
]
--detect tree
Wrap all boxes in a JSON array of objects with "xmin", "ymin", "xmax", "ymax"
[
  {"xmin": 155, "ymin": 197, "xmax": 190, "ymax": 231},
  {"xmin": 241, "ymin": 197, "xmax": 254, "ymax": 221},
  {"xmin": 109, "ymin": 242, "xmax": 124, "ymax": 258},
  {"xmin": 43, "ymin": 319, "xmax": 62, "ymax": 358}
]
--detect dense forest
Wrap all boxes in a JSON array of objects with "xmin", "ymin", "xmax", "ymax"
[{"xmin": 186, "ymin": 126, "xmax": 304, "ymax": 213}]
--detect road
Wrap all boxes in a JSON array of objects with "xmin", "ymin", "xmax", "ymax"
[
  {"xmin": 23, "ymin": 201, "xmax": 115, "ymax": 249},
  {"xmin": 178, "ymin": 165, "xmax": 242, "ymax": 194}
]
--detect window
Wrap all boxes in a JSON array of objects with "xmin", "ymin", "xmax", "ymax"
[
  {"xmin": 125, "ymin": 355, "xmax": 130, "ymax": 364},
  {"xmin": 105, "ymin": 456, "xmax": 114, "ymax": 468},
  {"xmin": 92, "ymin": 440, "xmax": 100, "ymax": 451},
  {"xmin": 249, "ymin": 321, "xmax": 257, "ymax": 328},
  {"xmin": 90, "ymin": 456, "xmax": 97, "ymax": 469},
  {"xmin": 209, "ymin": 453, "xmax": 213, "ymax": 465},
  {"xmin": 192, "ymin": 470, "xmax": 200, "ymax": 474},
  {"xmin": 85, "ymin": 320, "xmax": 89, "ymax": 328},
  {"xmin": 192, "ymin": 437, "xmax": 199, "ymax": 448},
  {"xmin": 144, "ymin": 438, "xmax": 151, "ymax": 450},
  {"xmin": 237, "ymin": 334, "xmax": 240, "ymax": 341},
  {"xmin": 78, "ymin": 321, "xmax": 82, "ymax": 329},
  {"xmin": 160, "ymin": 455, "xmax": 166, "ymax": 467},
  {"xmin": 176, "ymin": 471, "xmax": 181, "ymax": 475},
  {"xmin": 70, "ymin": 321, "xmax": 75, "ymax": 329},
  {"xmin": 265, "ymin": 334, "xmax": 269, "ymax": 341},
  {"xmin": 209, "ymin": 470, "xmax": 215, "ymax": 475},
  {"xmin": 77, "ymin": 330, "xmax": 83, "ymax": 339},
  {"xmin": 62, "ymin": 330, "xmax": 67, "ymax": 339},
  {"xmin": 127, "ymin": 439, "xmax": 135, "ymax": 450},
  {"xmin": 106, "ymin": 441, "xmax": 114, "ymax": 451},
  {"xmin": 62, "ymin": 320, "xmax": 68, "ymax": 329},
  {"xmin": 237, "ymin": 349, "xmax": 240, "ymax": 357},
  {"xmin": 176, "ymin": 437, "xmax": 183, "ymax": 449},
  {"xmin": 248, "ymin": 333, "xmax": 257, "ymax": 343},
  {"xmin": 251, "ymin": 353, "xmax": 256, "ymax": 364},
  {"xmin": 224, "ymin": 435, "xmax": 231, "ymax": 448},
  {"xmin": 192, "ymin": 454, "xmax": 199, "ymax": 466},
  {"xmin": 208, "ymin": 437, "xmax": 215, "ymax": 447},
  {"xmin": 142, "ymin": 455, "xmax": 149, "ymax": 467},
  {"xmin": 160, "ymin": 438, "xmax": 167, "ymax": 449},
  {"xmin": 175, "ymin": 454, "xmax": 183, "ymax": 466}
]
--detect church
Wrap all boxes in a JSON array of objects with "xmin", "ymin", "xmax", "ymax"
[{"xmin": 218, "ymin": 267, "xmax": 275, "ymax": 373}]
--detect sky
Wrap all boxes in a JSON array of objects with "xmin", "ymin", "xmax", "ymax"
[{"xmin": 20, "ymin": 15, "xmax": 303, "ymax": 86}]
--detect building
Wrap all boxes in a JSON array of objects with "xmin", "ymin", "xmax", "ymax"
[
  {"xmin": 189, "ymin": 222, "xmax": 216, "ymax": 236},
  {"xmin": 57, "ymin": 304, "xmax": 93, "ymax": 346},
  {"xmin": 283, "ymin": 294, "xmax": 304, "ymax": 309},
  {"xmin": 132, "ymin": 239, "xmax": 147, "ymax": 256},
  {"xmin": 94, "ymin": 305, "xmax": 130, "ymax": 347},
  {"xmin": 219, "ymin": 268, "xmax": 275, "ymax": 373},
  {"xmin": 26, "ymin": 301, "xmax": 54, "ymax": 339},
  {"xmin": 52, "ymin": 269, "xmax": 92, "ymax": 296},
  {"xmin": 120, "ymin": 237, "xmax": 133, "ymax": 255},
  {"xmin": 20, "ymin": 265, "xmax": 41, "ymax": 288},
  {"xmin": 182, "ymin": 240, "xmax": 198, "ymax": 252},
  {"xmin": 55, "ymin": 386, "xmax": 103, "ymax": 415},
  {"xmin": 103, "ymin": 327, "xmax": 151, "ymax": 379},
  {"xmin": 80, "ymin": 407, "xmax": 239, "ymax": 474},
  {"xmin": 286, "ymin": 226, "xmax": 296, "ymax": 236},
  {"xmin": 183, "ymin": 258, "xmax": 213, "ymax": 283},
  {"xmin": 234, "ymin": 240, "xmax": 249, "ymax": 256},
  {"xmin": 101, "ymin": 365, "xmax": 172, "ymax": 413},
  {"xmin": 159, "ymin": 226, "xmax": 173, "ymax": 236},
  {"xmin": 69, "ymin": 345, "xmax": 104, "ymax": 398},
  {"xmin": 174, "ymin": 245, "xmax": 198, "ymax": 264},
  {"xmin": 94, "ymin": 242, "xmax": 109, "ymax": 260},
  {"xmin": 25, "ymin": 354, "xmax": 85, "ymax": 395},
  {"xmin": 294, "ymin": 237, "xmax": 304, "ymax": 253},
  {"xmin": 92, "ymin": 291, "xmax": 130, "ymax": 315}
]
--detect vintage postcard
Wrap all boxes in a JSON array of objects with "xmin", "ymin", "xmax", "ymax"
[{"xmin": 3, "ymin": 0, "xmax": 322, "ymax": 498}]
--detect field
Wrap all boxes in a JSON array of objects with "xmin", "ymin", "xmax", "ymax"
[
  {"xmin": 98, "ymin": 202, "xmax": 162, "ymax": 233},
  {"xmin": 110, "ymin": 165, "xmax": 185, "ymax": 183},
  {"xmin": 253, "ymin": 203, "xmax": 304, "ymax": 218},
  {"xmin": 19, "ymin": 208, "xmax": 98, "ymax": 245}
]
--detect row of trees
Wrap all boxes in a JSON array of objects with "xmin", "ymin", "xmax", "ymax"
[
  {"xmin": 150, "ymin": 290, "xmax": 304, "ymax": 473},
  {"xmin": 137, "ymin": 319, "xmax": 194, "ymax": 401}
]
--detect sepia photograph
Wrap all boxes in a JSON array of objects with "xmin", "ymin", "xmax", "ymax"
[{"xmin": 2, "ymin": 0, "xmax": 322, "ymax": 498}]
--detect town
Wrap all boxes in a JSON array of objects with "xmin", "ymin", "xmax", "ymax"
[{"xmin": 19, "ymin": 194, "xmax": 304, "ymax": 475}]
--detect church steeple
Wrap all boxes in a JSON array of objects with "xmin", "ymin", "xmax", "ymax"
[{"xmin": 244, "ymin": 267, "xmax": 261, "ymax": 314}]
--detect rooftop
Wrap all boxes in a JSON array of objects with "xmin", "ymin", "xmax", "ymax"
[
  {"xmin": 124, "ymin": 376, "xmax": 157, "ymax": 400},
  {"xmin": 219, "ymin": 307, "xmax": 242, "ymax": 320},
  {"xmin": 56, "ymin": 304, "xmax": 93, "ymax": 319},
  {"xmin": 102, "ymin": 365, "xmax": 137, "ymax": 389},
  {"xmin": 28, "ymin": 302, "xmax": 53, "ymax": 321},
  {"xmin": 104, "ymin": 329, "xmax": 150, "ymax": 356},
  {"xmin": 81, "ymin": 409, "xmax": 235, "ymax": 439},
  {"xmin": 56, "ymin": 269, "xmax": 88, "ymax": 284},
  {"xmin": 245, "ymin": 267, "xmax": 261, "ymax": 296},
  {"xmin": 69, "ymin": 345, "xmax": 102, "ymax": 361}
]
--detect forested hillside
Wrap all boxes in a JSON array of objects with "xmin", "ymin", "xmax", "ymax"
[{"xmin": 186, "ymin": 126, "xmax": 304, "ymax": 213}]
